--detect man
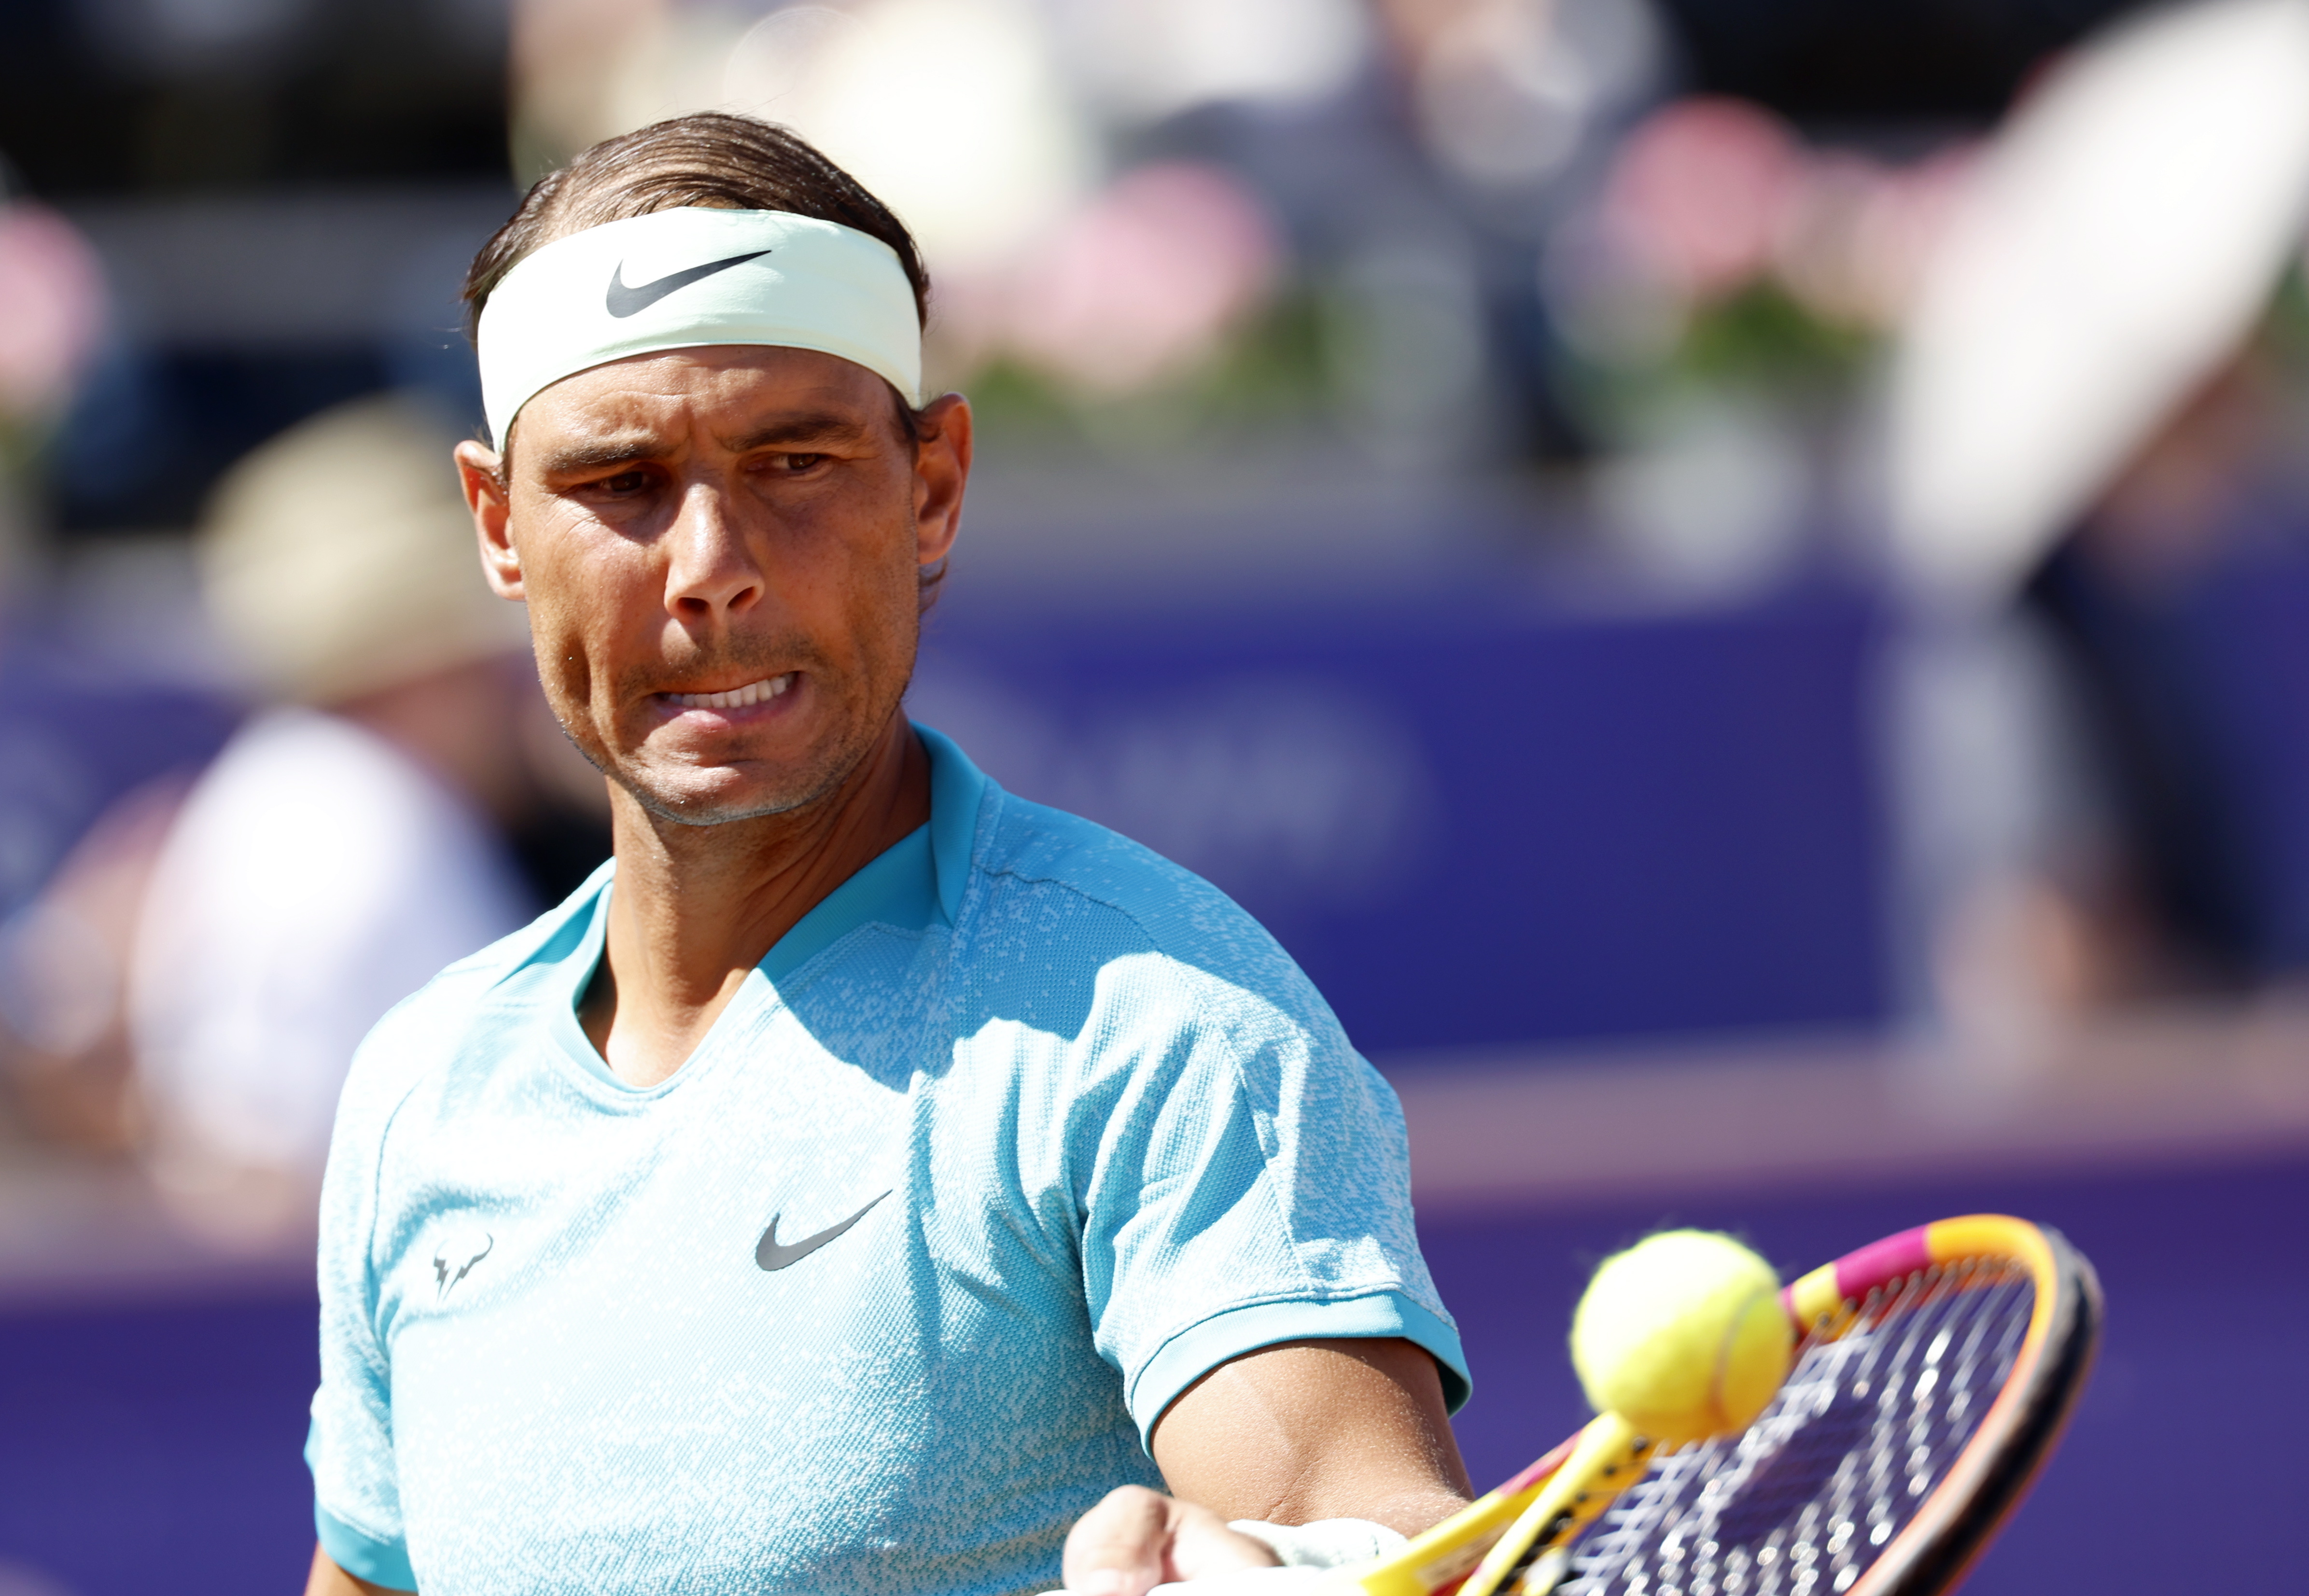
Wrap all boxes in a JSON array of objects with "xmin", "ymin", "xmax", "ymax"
[{"xmin": 305, "ymin": 112, "xmax": 1473, "ymax": 1596}]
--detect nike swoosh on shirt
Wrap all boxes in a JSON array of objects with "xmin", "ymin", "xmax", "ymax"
[
  {"xmin": 756, "ymin": 1190, "xmax": 890, "ymax": 1272},
  {"xmin": 604, "ymin": 250, "xmax": 770, "ymax": 317}
]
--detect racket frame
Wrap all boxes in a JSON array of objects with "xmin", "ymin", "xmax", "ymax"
[
  {"xmin": 1350, "ymin": 1214, "xmax": 2100, "ymax": 1596},
  {"xmin": 1778, "ymin": 1215, "xmax": 2101, "ymax": 1596}
]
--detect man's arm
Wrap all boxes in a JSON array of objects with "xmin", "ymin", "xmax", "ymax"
[
  {"xmin": 1062, "ymin": 1337, "xmax": 1473, "ymax": 1596},
  {"xmin": 305, "ymin": 1546, "xmax": 400, "ymax": 1595}
]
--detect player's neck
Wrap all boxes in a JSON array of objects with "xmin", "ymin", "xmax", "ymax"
[{"xmin": 580, "ymin": 716, "xmax": 929, "ymax": 1086}]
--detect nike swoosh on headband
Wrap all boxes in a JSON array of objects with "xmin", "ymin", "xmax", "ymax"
[
  {"xmin": 605, "ymin": 249, "xmax": 772, "ymax": 318},
  {"xmin": 756, "ymin": 1190, "xmax": 889, "ymax": 1272}
]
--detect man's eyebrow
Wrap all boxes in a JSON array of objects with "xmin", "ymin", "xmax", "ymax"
[
  {"xmin": 532, "ymin": 412, "xmax": 876, "ymax": 477},
  {"xmin": 725, "ymin": 412, "xmax": 874, "ymax": 451},
  {"xmin": 535, "ymin": 437, "xmax": 660, "ymax": 476}
]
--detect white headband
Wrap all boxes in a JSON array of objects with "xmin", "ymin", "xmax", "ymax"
[{"xmin": 476, "ymin": 207, "xmax": 923, "ymax": 447}]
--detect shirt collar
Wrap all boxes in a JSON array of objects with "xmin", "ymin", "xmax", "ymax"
[{"xmin": 916, "ymin": 721, "xmax": 986, "ymax": 930}]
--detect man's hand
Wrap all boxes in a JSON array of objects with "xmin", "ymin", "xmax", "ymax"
[
  {"xmin": 1061, "ymin": 1337, "xmax": 1472, "ymax": 1595},
  {"xmin": 1061, "ymin": 1486, "xmax": 1279, "ymax": 1596}
]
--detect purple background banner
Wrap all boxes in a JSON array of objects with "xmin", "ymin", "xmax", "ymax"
[{"xmin": 915, "ymin": 578, "xmax": 1889, "ymax": 1057}]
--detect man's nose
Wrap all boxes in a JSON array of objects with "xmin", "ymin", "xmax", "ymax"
[{"xmin": 662, "ymin": 484, "xmax": 766, "ymax": 621}]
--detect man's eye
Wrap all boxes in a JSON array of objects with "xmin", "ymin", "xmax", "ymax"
[
  {"xmin": 774, "ymin": 453, "xmax": 827, "ymax": 474},
  {"xmin": 598, "ymin": 471, "xmax": 651, "ymax": 494}
]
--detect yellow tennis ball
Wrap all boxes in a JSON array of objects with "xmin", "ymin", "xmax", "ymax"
[{"xmin": 1569, "ymin": 1230, "xmax": 1794, "ymax": 1445}]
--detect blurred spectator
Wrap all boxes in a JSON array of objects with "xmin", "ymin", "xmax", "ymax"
[
  {"xmin": 2, "ymin": 395, "xmax": 607, "ymax": 1243},
  {"xmin": 2012, "ymin": 356, "xmax": 2285, "ymax": 999},
  {"xmin": 1882, "ymin": 0, "xmax": 2309, "ymax": 1047}
]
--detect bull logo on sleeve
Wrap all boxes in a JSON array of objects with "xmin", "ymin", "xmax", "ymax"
[{"xmin": 432, "ymin": 1229, "xmax": 494, "ymax": 1301}]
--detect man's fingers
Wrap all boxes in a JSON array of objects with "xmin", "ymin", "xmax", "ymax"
[
  {"xmin": 1064, "ymin": 1487, "xmax": 1284, "ymax": 1594},
  {"xmin": 1163, "ymin": 1504, "xmax": 1284, "ymax": 1583},
  {"xmin": 1064, "ymin": 1484, "xmax": 1174, "ymax": 1596}
]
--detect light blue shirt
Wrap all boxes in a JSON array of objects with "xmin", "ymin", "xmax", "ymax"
[{"xmin": 308, "ymin": 728, "xmax": 1468, "ymax": 1595}]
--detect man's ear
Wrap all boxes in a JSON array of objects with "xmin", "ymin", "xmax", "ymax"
[
  {"xmin": 455, "ymin": 439, "xmax": 525, "ymax": 601},
  {"xmin": 911, "ymin": 393, "xmax": 972, "ymax": 568}
]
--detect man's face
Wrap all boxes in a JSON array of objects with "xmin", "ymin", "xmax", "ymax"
[{"xmin": 457, "ymin": 346, "xmax": 968, "ymax": 826}]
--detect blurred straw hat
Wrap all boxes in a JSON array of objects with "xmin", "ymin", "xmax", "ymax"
[
  {"xmin": 197, "ymin": 393, "xmax": 527, "ymax": 705},
  {"xmin": 1885, "ymin": 0, "xmax": 2309, "ymax": 603}
]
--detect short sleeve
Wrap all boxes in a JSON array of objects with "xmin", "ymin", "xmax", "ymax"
[
  {"xmin": 1068, "ymin": 955, "xmax": 1469, "ymax": 1446},
  {"xmin": 307, "ymin": 1041, "xmax": 419, "ymax": 1592}
]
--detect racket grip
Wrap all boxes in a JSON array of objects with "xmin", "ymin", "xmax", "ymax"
[
  {"xmin": 1354, "ymin": 1420, "xmax": 1648, "ymax": 1596},
  {"xmin": 1353, "ymin": 1437, "xmax": 1581, "ymax": 1596},
  {"xmin": 1457, "ymin": 1416, "xmax": 1642, "ymax": 1596}
]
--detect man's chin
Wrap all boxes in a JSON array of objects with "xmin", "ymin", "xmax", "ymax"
[
  {"xmin": 626, "ymin": 781, "xmax": 814, "ymax": 827},
  {"xmin": 612, "ymin": 757, "xmax": 838, "ymax": 828}
]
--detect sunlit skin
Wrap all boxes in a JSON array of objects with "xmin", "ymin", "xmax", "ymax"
[{"xmin": 302, "ymin": 341, "xmax": 1470, "ymax": 1596}]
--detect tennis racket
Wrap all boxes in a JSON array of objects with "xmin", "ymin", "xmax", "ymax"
[{"xmin": 1359, "ymin": 1214, "xmax": 2100, "ymax": 1596}]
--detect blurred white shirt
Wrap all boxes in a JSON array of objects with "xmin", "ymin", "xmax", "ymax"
[{"xmin": 131, "ymin": 706, "xmax": 531, "ymax": 1176}]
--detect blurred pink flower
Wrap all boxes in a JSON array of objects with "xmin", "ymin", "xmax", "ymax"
[
  {"xmin": 1604, "ymin": 97, "xmax": 1799, "ymax": 301},
  {"xmin": 0, "ymin": 203, "xmax": 106, "ymax": 418},
  {"xmin": 1005, "ymin": 161, "xmax": 1282, "ymax": 397}
]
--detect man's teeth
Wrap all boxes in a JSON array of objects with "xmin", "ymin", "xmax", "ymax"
[{"xmin": 670, "ymin": 675, "xmax": 792, "ymax": 710}]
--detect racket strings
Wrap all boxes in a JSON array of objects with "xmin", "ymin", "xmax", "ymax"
[{"xmin": 1546, "ymin": 1261, "xmax": 2034, "ymax": 1596}]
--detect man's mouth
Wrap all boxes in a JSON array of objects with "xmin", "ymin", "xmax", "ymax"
[{"xmin": 665, "ymin": 673, "xmax": 794, "ymax": 710}]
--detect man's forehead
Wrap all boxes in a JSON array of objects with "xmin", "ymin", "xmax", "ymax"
[{"xmin": 519, "ymin": 347, "xmax": 886, "ymax": 461}]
